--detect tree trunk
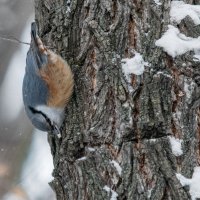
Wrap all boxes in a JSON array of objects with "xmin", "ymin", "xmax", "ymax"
[{"xmin": 35, "ymin": 0, "xmax": 200, "ymax": 199}]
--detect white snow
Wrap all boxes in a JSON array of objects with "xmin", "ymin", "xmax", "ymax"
[
  {"xmin": 168, "ymin": 136, "xmax": 183, "ymax": 156},
  {"xmin": 110, "ymin": 160, "xmax": 122, "ymax": 176},
  {"xmin": 155, "ymin": 25, "xmax": 200, "ymax": 57},
  {"xmin": 193, "ymin": 54, "xmax": 200, "ymax": 61},
  {"xmin": 87, "ymin": 147, "xmax": 95, "ymax": 152},
  {"xmin": 176, "ymin": 173, "xmax": 192, "ymax": 186},
  {"xmin": 121, "ymin": 52, "xmax": 148, "ymax": 77},
  {"xmin": 147, "ymin": 188, "xmax": 152, "ymax": 198},
  {"xmin": 157, "ymin": 1, "xmax": 200, "ymax": 58},
  {"xmin": 103, "ymin": 185, "xmax": 118, "ymax": 200},
  {"xmin": 154, "ymin": 0, "xmax": 161, "ymax": 6},
  {"xmin": 149, "ymin": 139, "xmax": 157, "ymax": 142},
  {"xmin": 194, "ymin": 49, "xmax": 200, "ymax": 61},
  {"xmin": 176, "ymin": 167, "xmax": 200, "ymax": 200},
  {"xmin": 0, "ymin": 17, "xmax": 33, "ymax": 121},
  {"xmin": 170, "ymin": 1, "xmax": 200, "ymax": 25},
  {"xmin": 77, "ymin": 156, "xmax": 87, "ymax": 161},
  {"xmin": 156, "ymin": 71, "xmax": 172, "ymax": 79}
]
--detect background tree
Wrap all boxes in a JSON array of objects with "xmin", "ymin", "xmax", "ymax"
[
  {"xmin": 0, "ymin": 0, "xmax": 33, "ymax": 197},
  {"xmin": 35, "ymin": 0, "xmax": 200, "ymax": 199}
]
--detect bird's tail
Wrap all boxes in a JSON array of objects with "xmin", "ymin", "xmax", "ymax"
[
  {"xmin": 31, "ymin": 22, "xmax": 39, "ymax": 49},
  {"xmin": 29, "ymin": 22, "xmax": 47, "ymax": 68},
  {"xmin": 31, "ymin": 22, "xmax": 37, "ymax": 40}
]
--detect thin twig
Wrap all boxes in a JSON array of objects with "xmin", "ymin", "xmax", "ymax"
[
  {"xmin": 0, "ymin": 35, "xmax": 30, "ymax": 45},
  {"xmin": 0, "ymin": 35, "xmax": 56, "ymax": 50}
]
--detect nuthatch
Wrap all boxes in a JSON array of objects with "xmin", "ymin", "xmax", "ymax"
[{"xmin": 23, "ymin": 22, "xmax": 74, "ymax": 137}]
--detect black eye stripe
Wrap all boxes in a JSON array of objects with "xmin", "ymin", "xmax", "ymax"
[{"xmin": 28, "ymin": 106, "xmax": 53, "ymax": 129}]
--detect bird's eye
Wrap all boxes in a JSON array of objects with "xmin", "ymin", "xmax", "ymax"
[
  {"xmin": 28, "ymin": 106, "xmax": 54, "ymax": 130},
  {"xmin": 29, "ymin": 106, "xmax": 37, "ymax": 114}
]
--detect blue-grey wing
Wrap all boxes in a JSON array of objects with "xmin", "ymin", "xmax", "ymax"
[
  {"xmin": 22, "ymin": 71, "xmax": 48, "ymax": 107},
  {"xmin": 23, "ymin": 22, "xmax": 49, "ymax": 106}
]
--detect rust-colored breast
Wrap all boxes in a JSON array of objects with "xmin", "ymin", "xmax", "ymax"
[{"xmin": 39, "ymin": 51, "xmax": 74, "ymax": 107}]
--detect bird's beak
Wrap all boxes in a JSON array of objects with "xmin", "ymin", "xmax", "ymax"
[{"xmin": 52, "ymin": 123, "xmax": 61, "ymax": 138}]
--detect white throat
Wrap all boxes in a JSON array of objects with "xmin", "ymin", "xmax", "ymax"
[{"xmin": 36, "ymin": 105, "xmax": 64, "ymax": 126}]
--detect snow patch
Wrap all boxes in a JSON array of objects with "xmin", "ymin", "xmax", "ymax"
[
  {"xmin": 110, "ymin": 160, "xmax": 122, "ymax": 176},
  {"xmin": 156, "ymin": 71, "xmax": 172, "ymax": 79},
  {"xmin": 149, "ymin": 139, "xmax": 157, "ymax": 142},
  {"xmin": 193, "ymin": 54, "xmax": 200, "ymax": 61},
  {"xmin": 88, "ymin": 147, "xmax": 95, "ymax": 152},
  {"xmin": 121, "ymin": 52, "xmax": 148, "ymax": 77},
  {"xmin": 193, "ymin": 49, "xmax": 200, "ymax": 61},
  {"xmin": 155, "ymin": 25, "xmax": 200, "ymax": 57},
  {"xmin": 147, "ymin": 188, "xmax": 152, "ymax": 198},
  {"xmin": 154, "ymin": 0, "xmax": 161, "ymax": 6},
  {"xmin": 170, "ymin": 1, "xmax": 200, "ymax": 25},
  {"xmin": 168, "ymin": 136, "xmax": 183, "ymax": 156},
  {"xmin": 176, "ymin": 167, "xmax": 200, "ymax": 200},
  {"xmin": 103, "ymin": 186, "xmax": 118, "ymax": 200},
  {"xmin": 176, "ymin": 173, "xmax": 192, "ymax": 186},
  {"xmin": 77, "ymin": 156, "xmax": 87, "ymax": 161}
]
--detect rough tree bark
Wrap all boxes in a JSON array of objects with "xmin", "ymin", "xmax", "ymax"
[{"xmin": 35, "ymin": 0, "xmax": 200, "ymax": 199}]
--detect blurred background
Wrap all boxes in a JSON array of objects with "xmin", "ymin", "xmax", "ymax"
[{"xmin": 0, "ymin": 0, "xmax": 55, "ymax": 199}]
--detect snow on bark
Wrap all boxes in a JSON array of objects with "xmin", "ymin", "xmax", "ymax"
[
  {"xmin": 121, "ymin": 52, "xmax": 148, "ymax": 78},
  {"xmin": 170, "ymin": 1, "xmax": 200, "ymax": 25},
  {"xmin": 168, "ymin": 136, "xmax": 183, "ymax": 156},
  {"xmin": 155, "ymin": 25, "xmax": 200, "ymax": 57},
  {"xmin": 156, "ymin": 2, "xmax": 200, "ymax": 58},
  {"xmin": 153, "ymin": 0, "xmax": 162, "ymax": 6},
  {"xmin": 177, "ymin": 167, "xmax": 200, "ymax": 200},
  {"xmin": 103, "ymin": 186, "xmax": 118, "ymax": 200},
  {"xmin": 110, "ymin": 160, "xmax": 122, "ymax": 176}
]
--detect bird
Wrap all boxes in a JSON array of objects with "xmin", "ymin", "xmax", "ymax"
[{"xmin": 22, "ymin": 22, "xmax": 74, "ymax": 137}]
